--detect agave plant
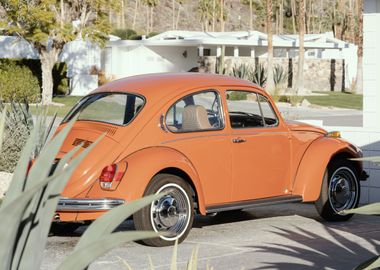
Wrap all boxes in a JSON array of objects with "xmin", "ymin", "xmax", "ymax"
[
  {"xmin": 273, "ymin": 64, "xmax": 288, "ymax": 86},
  {"xmin": 0, "ymin": 107, "xmax": 162, "ymax": 270},
  {"xmin": 230, "ymin": 63, "xmax": 252, "ymax": 80},
  {"xmin": 251, "ymin": 63, "xmax": 267, "ymax": 88}
]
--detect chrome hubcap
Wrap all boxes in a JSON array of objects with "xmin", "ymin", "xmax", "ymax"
[
  {"xmin": 150, "ymin": 184, "xmax": 190, "ymax": 240},
  {"xmin": 328, "ymin": 167, "xmax": 358, "ymax": 213}
]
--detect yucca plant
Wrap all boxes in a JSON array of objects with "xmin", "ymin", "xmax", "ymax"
[
  {"xmin": 0, "ymin": 107, "xmax": 162, "ymax": 270},
  {"xmin": 340, "ymin": 156, "xmax": 380, "ymax": 270}
]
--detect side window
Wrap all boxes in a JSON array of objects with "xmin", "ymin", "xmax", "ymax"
[
  {"xmin": 258, "ymin": 95, "xmax": 278, "ymax": 126},
  {"xmin": 165, "ymin": 91, "xmax": 224, "ymax": 132},
  {"xmin": 226, "ymin": 90, "xmax": 264, "ymax": 128}
]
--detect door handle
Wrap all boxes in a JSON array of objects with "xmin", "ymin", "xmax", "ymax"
[{"xmin": 232, "ymin": 137, "xmax": 246, "ymax": 143}]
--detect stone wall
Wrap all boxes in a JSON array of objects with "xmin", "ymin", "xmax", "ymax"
[{"xmin": 199, "ymin": 56, "xmax": 345, "ymax": 92}]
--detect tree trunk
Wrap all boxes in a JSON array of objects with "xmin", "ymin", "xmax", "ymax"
[
  {"xmin": 291, "ymin": 0, "xmax": 297, "ymax": 34},
  {"xmin": 249, "ymin": 0, "xmax": 253, "ymax": 31},
  {"xmin": 132, "ymin": 0, "xmax": 139, "ymax": 29},
  {"xmin": 355, "ymin": 0, "xmax": 363, "ymax": 94},
  {"xmin": 212, "ymin": 0, "xmax": 216, "ymax": 31},
  {"xmin": 172, "ymin": 0, "xmax": 175, "ymax": 29},
  {"xmin": 150, "ymin": 6, "xmax": 154, "ymax": 33},
  {"xmin": 266, "ymin": 0, "xmax": 275, "ymax": 95},
  {"xmin": 40, "ymin": 48, "xmax": 59, "ymax": 105},
  {"xmin": 220, "ymin": 0, "xmax": 224, "ymax": 32},
  {"xmin": 146, "ymin": 5, "xmax": 149, "ymax": 34},
  {"xmin": 279, "ymin": 0, "xmax": 284, "ymax": 34},
  {"xmin": 295, "ymin": 0, "xmax": 306, "ymax": 96},
  {"xmin": 121, "ymin": 0, "xmax": 126, "ymax": 29},
  {"xmin": 175, "ymin": 2, "xmax": 181, "ymax": 29}
]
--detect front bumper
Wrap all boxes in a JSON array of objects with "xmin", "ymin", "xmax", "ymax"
[{"xmin": 57, "ymin": 198, "xmax": 125, "ymax": 212}]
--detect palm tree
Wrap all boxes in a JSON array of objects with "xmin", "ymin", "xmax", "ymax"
[
  {"xmin": 132, "ymin": 0, "xmax": 140, "ymax": 30},
  {"xmin": 266, "ymin": 0, "xmax": 275, "ymax": 95},
  {"xmin": 295, "ymin": 0, "xmax": 306, "ymax": 95},
  {"xmin": 355, "ymin": 0, "xmax": 363, "ymax": 94},
  {"xmin": 249, "ymin": 0, "xmax": 253, "ymax": 30}
]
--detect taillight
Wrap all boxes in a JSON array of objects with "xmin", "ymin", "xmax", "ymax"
[{"xmin": 99, "ymin": 162, "xmax": 127, "ymax": 190}]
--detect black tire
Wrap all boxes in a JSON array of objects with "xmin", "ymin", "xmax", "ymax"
[
  {"xmin": 133, "ymin": 174, "xmax": 194, "ymax": 247},
  {"xmin": 50, "ymin": 222, "xmax": 81, "ymax": 236},
  {"xmin": 315, "ymin": 159, "xmax": 360, "ymax": 222}
]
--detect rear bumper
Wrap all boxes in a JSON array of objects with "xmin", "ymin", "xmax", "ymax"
[{"xmin": 57, "ymin": 198, "xmax": 125, "ymax": 212}]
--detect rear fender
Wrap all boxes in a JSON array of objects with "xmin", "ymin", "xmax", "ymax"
[
  {"xmin": 86, "ymin": 146, "xmax": 206, "ymax": 214},
  {"xmin": 292, "ymin": 137, "xmax": 361, "ymax": 202}
]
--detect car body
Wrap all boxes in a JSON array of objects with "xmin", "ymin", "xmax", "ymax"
[{"xmin": 53, "ymin": 73, "xmax": 367, "ymax": 246}]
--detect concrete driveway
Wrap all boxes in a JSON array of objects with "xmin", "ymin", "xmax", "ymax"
[{"xmin": 42, "ymin": 203, "xmax": 380, "ymax": 270}]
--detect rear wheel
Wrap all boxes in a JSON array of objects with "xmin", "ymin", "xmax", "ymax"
[
  {"xmin": 133, "ymin": 174, "xmax": 194, "ymax": 247},
  {"xmin": 315, "ymin": 159, "xmax": 360, "ymax": 221}
]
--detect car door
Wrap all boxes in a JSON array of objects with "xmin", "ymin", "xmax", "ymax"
[
  {"xmin": 225, "ymin": 89, "xmax": 292, "ymax": 202},
  {"xmin": 162, "ymin": 89, "xmax": 232, "ymax": 206}
]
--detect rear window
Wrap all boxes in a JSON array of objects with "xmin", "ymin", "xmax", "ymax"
[{"xmin": 63, "ymin": 93, "xmax": 145, "ymax": 125}]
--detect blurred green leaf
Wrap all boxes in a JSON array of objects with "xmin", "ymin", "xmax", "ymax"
[
  {"xmin": 18, "ymin": 134, "xmax": 104, "ymax": 270},
  {"xmin": 352, "ymin": 156, "xmax": 380, "ymax": 164},
  {"xmin": 75, "ymin": 192, "xmax": 164, "ymax": 251},
  {"xmin": 187, "ymin": 245, "xmax": 199, "ymax": 270},
  {"xmin": 354, "ymin": 255, "xmax": 380, "ymax": 270},
  {"xmin": 341, "ymin": 203, "xmax": 380, "ymax": 215},
  {"xmin": 171, "ymin": 239, "xmax": 179, "ymax": 270},
  {"xmin": 0, "ymin": 168, "xmax": 72, "ymax": 269},
  {"xmin": 57, "ymin": 231, "xmax": 159, "ymax": 270},
  {"xmin": 0, "ymin": 108, "xmax": 6, "ymax": 153},
  {"xmin": 118, "ymin": 256, "xmax": 133, "ymax": 270}
]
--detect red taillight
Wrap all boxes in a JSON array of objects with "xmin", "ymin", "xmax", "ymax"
[{"xmin": 99, "ymin": 162, "xmax": 127, "ymax": 190}]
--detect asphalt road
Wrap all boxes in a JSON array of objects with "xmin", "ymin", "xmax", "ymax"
[{"xmin": 42, "ymin": 203, "xmax": 380, "ymax": 270}]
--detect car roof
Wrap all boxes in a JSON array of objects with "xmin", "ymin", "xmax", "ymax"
[{"xmin": 93, "ymin": 73, "xmax": 266, "ymax": 102}]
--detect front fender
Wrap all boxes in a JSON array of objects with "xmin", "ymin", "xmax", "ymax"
[
  {"xmin": 292, "ymin": 137, "xmax": 361, "ymax": 202},
  {"xmin": 86, "ymin": 146, "xmax": 206, "ymax": 215}
]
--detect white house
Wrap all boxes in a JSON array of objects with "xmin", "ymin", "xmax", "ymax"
[{"xmin": 103, "ymin": 30, "xmax": 357, "ymax": 89}]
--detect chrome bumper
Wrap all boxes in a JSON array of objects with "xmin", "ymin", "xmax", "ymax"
[{"xmin": 57, "ymin": 198, "xmax": 125, "ymax": 212}]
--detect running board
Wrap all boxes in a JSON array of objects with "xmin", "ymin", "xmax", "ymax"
[{"xmin": 205, "ymin": 195, "xmax": 303, "ymax": 214}]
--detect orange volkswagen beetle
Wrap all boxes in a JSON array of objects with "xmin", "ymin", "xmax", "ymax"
[{"xmin": 53, "ymin": 73, "xmax": 367, "ymax": 246}]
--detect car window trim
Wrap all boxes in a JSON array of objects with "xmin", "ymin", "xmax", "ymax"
[
  {"xmin": 61, "ymin": 91, "xmax": 146, "ymax": 127},
  {"xmin": 164, "ymin": 89, "xmax": 226, "ymax": 134},
  {"xmin": 226, "ymin": 90, "xmax": 279, "ymax": 129}
]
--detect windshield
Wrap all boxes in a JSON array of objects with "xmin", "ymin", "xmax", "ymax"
[{"xmin": 63, "ymin": 93, "xmax": 145, "ymax": 126}]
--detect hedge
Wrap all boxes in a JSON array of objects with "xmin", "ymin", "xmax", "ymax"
[{"xmin": 0, "ymin": 59, "xmax": 69, "ymax": 102}]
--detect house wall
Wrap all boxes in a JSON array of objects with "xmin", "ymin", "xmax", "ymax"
[
  {"xmin": 105, "ymin": 45, "xmax": 199, "ymax": 79},
  {"xmin": 200, "ymin": 56, "xmax": 345, "ymax": 92}
]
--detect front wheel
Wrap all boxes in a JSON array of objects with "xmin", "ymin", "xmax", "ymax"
[
  {"xmin": 133, "ymin": 174, "xmax": 194, "ymax": 247},
  {"xmin": 315, "ymin": 159, "xmax": 360, "ymax": 221}
]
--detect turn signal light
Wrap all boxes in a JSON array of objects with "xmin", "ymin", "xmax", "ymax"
[
  {"xmin": 327, "ymin": 131, "xmax": 341, "ymax": 138},
  {"xmin": 99, "ymin": 162, "xmax": 127, "ymax": 190}
]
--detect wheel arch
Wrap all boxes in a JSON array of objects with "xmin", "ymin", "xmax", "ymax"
[
  {"xmin": 292, "ymin": 137, "xmax": 362, "ymax": 202},
  {"xmin": 154, "ymin": 167, "xmax": 200, "ymax": 213},
  {"xmin": 106, "ymin": 146, "xmax": 207, "ymax": 215}
]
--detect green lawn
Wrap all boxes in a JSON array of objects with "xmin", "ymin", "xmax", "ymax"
[
  {"xmin": 301, "ymin": 91, "xmax": 363, "ymax": 110},
  {"xmin": 30, "ymin": 96, "xmax": 82, "ymax": 118}
]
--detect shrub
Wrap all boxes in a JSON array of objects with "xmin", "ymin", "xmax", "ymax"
[
  {"xmin": 0, "ymin": 61, "xmax": 40, "ymax": 102},
  {"xmin": 0, "ymin": 59, "xmax": 69, "ymax": 98},
  {"xmin": 111, "ymin": 28, "xmax": 141, "ymax": 40}
]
